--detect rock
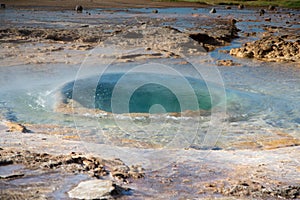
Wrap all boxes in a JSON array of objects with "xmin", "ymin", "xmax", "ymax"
[
  {"xmin": 216, "ymin": 59, "xmax": 239, "ymax": 66},
  {"xmin": 111, "ymin": 164, "xmax": 144, "ymax": 180},
  {"xmin": 210, "ymin": 8, "xmax": 216, "ymax": 13},
  {"xmin": 111, "ymin": 165, "xmax": 130, "ymax": 180},
  {"xmin": 41, "ymin": 160, "xmax": 60, "ymax": 169},
  {"xmin": 128, "ymin": 165, "xmax": 144, "ymax": 179},
  {"xmin": 262, "ymin": 138, "xmax": 300, "ymax": 150},
  {"xmin": 152, "ymin": 9, "xmax": 158, "ymax": 14},
  {"xmin": 243, "ymin": 32, "xmax": 256, "ymax": 37},
  {"xmin": 230, "ymin": 18, "xmax": 237, "ymax": 24},
  {"xmin": 68, "ymin": 179, "xmax": 115, "ymax": 200},
  {"xmin": 230, "ymin": 35, "xmax": 300, "ymax": 62},
  {"xmin": 268, "ymin": 5, "xmax": 276, "ymax": 11},
  {"xmin": 112, "ymin": 165, "xmax": 130, "ymax": 174},
  {"xmin": 0, "ymin": 159, "xmax": 13, "ymax": 166},
  {"xmin": 188, "ymin": 21, "xmax": 239, "ymax": 51},
  {"xmin": 83, "ymin": 159, "xmax": 96, "ymax": 170},
  {"xmin": 259, "ymin": 9, "xmax": 265, "ymax": 16},
  {"xmin": 0, "ymin": 4, "xmax": 5, "ymax": 9},
  {"xmin": 0, "ymin": 173, "xmax": 24, "ymax": 179},
  {"xmin": 5, "ymin": 121, "xmax": 31, "ymax": 133},
  {"xmin": 238, "ymin": 4, "xmax": 244, "ymax": 9},
  {"xmin": 218, "ymin": 49, "xmax": 229, "ymax": 54},
  {"xmin": 226, "ymin": 6, "xmax": 231, "ymax": 9},
  {"xmin": 222, "ymin": 181, "xmax": 300, "ymax": 199},
  {"xmin": 75, "ymin": 5, "xmax": 83, "ymax": 13},
  {"xmin": 265, "ymin": 18, "xmax": 271, "ymax": 22},
  {"xmin": 277, "ymin": 185, "xmax": 300, "ymax": 199}
]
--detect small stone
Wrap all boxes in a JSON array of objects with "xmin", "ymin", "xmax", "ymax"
[
  {"xmin": 210, "ymin": 8, "xmax": 216, "ymax": 13},
  {"xmin": 75, "ymin": 5, "xmax": 83, "ymax": 13},
  {"xmin": 182, "ymin": 179, "xmax": 191, "ymax": 183},
  {"xmin": 260, "ymin": 9, "xmax": 265, "ymax": 16},
  {"xmin": 83, "ymin": 160, "xmax": 96, "ymax": 170},
  {"xmin": 238, "ymin": 4, "xmax": 244, "ymax": 9},
  {"xmin": 68, "ymin": 179, "xmax": 115, "ymax": 199},
  {"xmin": 5, "ymin": 121, "xmax": 31, "ymax": 133},
  {"xmin": 217, "ymin": 59, "xmax": 239, "ymax": 66},
  {"xmin": 218, "ymin": 49, "xmax": 229, "ymax": 54},
  {"xmin": 230, "ymin": 18, "xmax": 237, "ymax": 24},
  {"xmin": 268, "ymin": 5, "xmax": 276, "ymax": 11},
  {"xmin": 0, "ymin": 159, "xmax": 13, "ymax": 166},
  {"xmin": 0, "ymin": 4, "xmax": 5, "ymax": 9},
  {"xmin": 113, "ymin": 165, "xmax": 130, "ymax": 173},
  {"xmin": 265, "ymin": 18, "xmax": 271, "ymax": 22},
  {"xmin": 226, "ymin": 6, "xmax": 231, "ymax": 9},
  {"xmin": 152, "ymin": 9, "xmax": 158, "ymax": 14},
  {"xmin": 0, "ymin": 173, "xmax": 24, "ymax": 179}
]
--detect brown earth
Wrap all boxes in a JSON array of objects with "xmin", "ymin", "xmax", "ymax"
[{"xmin": 1, "ymin": 0, "xmax": 207, "ymax": 10}]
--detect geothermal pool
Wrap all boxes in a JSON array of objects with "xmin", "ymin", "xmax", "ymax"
[
  {"xmin": 0, "ymin": 55, "xmax": 299, "ymax": 150},
  {"xmin": 0, "ymin": 7, "xmax": 300, "ymax": 152},
  {"xmin": 1, "ymin": 5, "xmax": 300, "ymax": 200}
]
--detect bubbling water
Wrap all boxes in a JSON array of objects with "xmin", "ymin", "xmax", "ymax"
[{"xmin": 60, "ymin": 73, "xmax": 216, "ymax": 114}]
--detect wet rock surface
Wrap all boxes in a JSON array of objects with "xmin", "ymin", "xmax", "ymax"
[
  {"xmin": 0, "ymin": 147, "xmax": 143, "ymax": 199},
  {"xmin": 68, "ymin": 179, "xmax": 115, "ymax": 199},
  {"xmin": 0, "ymin": 131, "xmax": 299, "ymax": 199},
  {"xmin": 0, "ymin": 15, "xmax": 239, "ymax": 67},
  {"xmin": 230, "ymin": 35, "xmax": 300, "ymax": 63},
  {"xmin": 5, "ymin": 121, "xmax": 31, "ymax": 133},
  {"xmin": 0, "ymin": 28, "xmax": 110, "ymax": 43},
  {"xmin": 129, "ymin": 151, "xmax": 300, "ymax": 199},
  {"xmin": 0, "ymin": 148, "xmax": 144, "ymax": 179},
  {"xmin": 216, "ymin": 59, "xmax": 240, "ymax": 66}
]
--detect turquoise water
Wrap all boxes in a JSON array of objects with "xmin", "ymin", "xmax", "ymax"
[
  {"xmin": 60, "ymin": 73, "xmax": 214, "ymax": 113},
  {"xmin": 1, "ymin": 58, "xmax": 298, "ymax": 137}
]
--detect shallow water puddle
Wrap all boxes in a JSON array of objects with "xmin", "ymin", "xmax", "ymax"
[{"xmin": 0, "ymin": 163, "xmax": 90, "ymax": 199}]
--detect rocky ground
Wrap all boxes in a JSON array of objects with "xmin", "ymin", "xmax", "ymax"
[
  {"xmin": 0, "ymin": 147, "xmax": 143, "ymax": 199},
  {"xmin": 230, "ymin": 35, "xmax": 300, "ymax": 63},
  {"xmin": 0, "ymin": 17, "xmax": 238, "ymax": 67},
  {"xmin": 0, "ymin": 130, "xmax": 299, "ymax": 199}
]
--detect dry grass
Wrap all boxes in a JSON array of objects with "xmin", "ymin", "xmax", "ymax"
[{"xmin": 163, "ymin": 0, "xmax": 300, "ymax": 8}]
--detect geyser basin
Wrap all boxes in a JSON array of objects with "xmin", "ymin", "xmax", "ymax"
[{"xmin": 60, "ymin": 73, "xmax": 218, "ymax": 114}]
